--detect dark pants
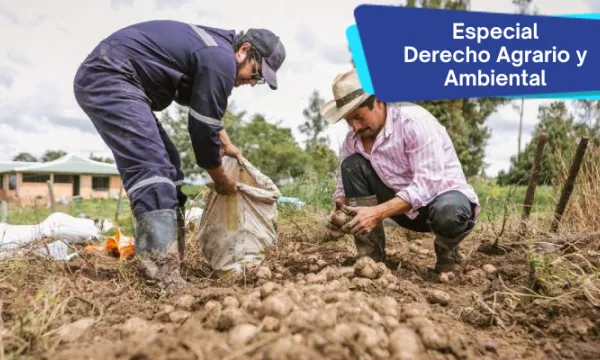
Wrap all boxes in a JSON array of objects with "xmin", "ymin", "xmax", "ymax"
[
  {"xmin": 73, "ymin": 41, "xmax": 187, "ymax": 217},
  {"xmin": 341, "ymin": 153, "xmax": 475, "ymax": 239}
]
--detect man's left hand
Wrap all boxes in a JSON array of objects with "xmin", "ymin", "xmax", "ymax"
[{"xmin": 341, "ymin": 205, "xmax": 382, "ymax": 236}]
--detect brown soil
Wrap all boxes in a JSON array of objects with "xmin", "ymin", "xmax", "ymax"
[{"xmin": 1, "ymin": 216, "xmax": 599, "ymax": 360}]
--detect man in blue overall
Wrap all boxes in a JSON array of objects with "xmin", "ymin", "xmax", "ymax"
[{"xmin": 73, "ymin": 20, "xmax": 286, "ymax": 292}]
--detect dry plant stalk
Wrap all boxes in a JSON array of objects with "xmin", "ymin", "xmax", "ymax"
[
  {"xmin": 520, "ymin": 133, "xmax": 549, "ymax": 237},
  {"xmin": 556, "ymin": 141, "xmax": 600, "ymax": 233},
  {"xmin": 551, "ymin": 136, "xmax": 589, "ymax": 233}
]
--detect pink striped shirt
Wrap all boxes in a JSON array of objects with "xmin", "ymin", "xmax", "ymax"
[{"xmin": 333, "ymin": 102, "xmax": 480, "ymax": 219}]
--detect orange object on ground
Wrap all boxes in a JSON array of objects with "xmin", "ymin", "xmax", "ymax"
[{"xmin": 84, "ymin": 228, "xmax": 135, "ymax": 260}]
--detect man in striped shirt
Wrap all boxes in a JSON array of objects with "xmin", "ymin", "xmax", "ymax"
[
  {"xmin": 321, "ymin": 69, "xmax": 479, "ymax": 273},
  {"xmin": 73, "ymin": 21, "xmax": 286, "ymax": 291}
]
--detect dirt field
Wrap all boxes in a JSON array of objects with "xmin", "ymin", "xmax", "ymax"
[{"xmin": 1, "ymin": 215, "xmax": 599, "ymax": 360}]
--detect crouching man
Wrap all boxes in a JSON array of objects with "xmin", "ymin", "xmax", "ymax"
[{"xmin": 321, "ymin": 69, "xmax": 480, "ymax": 273}]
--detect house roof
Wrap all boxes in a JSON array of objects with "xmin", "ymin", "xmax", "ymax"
[
  {"xmin": 0, "ymin": 161, "xmax": 42, "ymax": 173},
  {"xmin": 0, "ymin": 154, "xmax": 119, "ymax": 175}
]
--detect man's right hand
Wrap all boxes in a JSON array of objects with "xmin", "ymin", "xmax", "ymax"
[{"xmin": 206, "ymin": 166, "xmax": 237, "ymax": 196}]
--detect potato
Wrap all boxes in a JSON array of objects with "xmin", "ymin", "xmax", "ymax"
[
  {"xmin": 406, "ymin": 317, "xmax": 449, "ymax": 351},
  {"xmin": 427, "ymin": 290, "xmax": 451, "ymax": 306},
  {"xmin": 376, "ymin": 273, "xmax": 398, "ymax": 289},
  {"xmin": 305, "ymin": 273, "xmax": 327, "ymax": 284},
  {"xmin": 174, "ymin": 294, "xmax": 195, "ymax": 311},
  {"xmin": 216, "ymin": 308, "xmax": 247, "ymax": 331},
  {"xmin": 309, "ymin": 308, "xmax": 337, "ymax": 329},
  {"xmin": 373, "ymin": 296, "xmax": 399, "ymax": 318},
  {"xmin": 483, "ymin": 264, "xmax": 497, "ymax": 274},
  {"xmin": 222, "ymin": 296, "xmax": 239, "ymax": 309},
  {"xmin": 228, "ymin": 323, "xmax": 259, "ymax": 347},
  {"xmin": 356, "ymin": 324, "xmax": 388, "ymax": 350},
  {"xmin": 383, "ymin": 316, "xmax": 400, "ymax": 331},
  {"xmin": 354, "ymin": 256, "xmax": 386, "ymax": 280},
  {"xmin": 331, "ymin": 210, "xmax": 352, "ymax": 227},
  {"xmin": 260, "ymin": 316, "xmax": 280, "ymax": 332},
  {"xmin": 260, "ymin": 282, "xmax": 280, "ymax": 299},
  {"xmin": 262, "ymin": 293, "xmax": 294, "ymax": 319},
  {"xmin": 199, "ymin": 300, "xmax": 222, "ymax": 329},
  {"xmin": 241, "ymin": 292, "xmax": 264, "ymax": 319},
  {"xmin": 389, "ymin": 325, "xmax": 425, "ymax": 360},
  {"xmin": 256, "ymin": 266, "xmax": 272, "ymax": 280}
]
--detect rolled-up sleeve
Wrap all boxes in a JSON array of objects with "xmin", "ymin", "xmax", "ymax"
[
  {"xmin": 188, "ymin": 48, "xmax": 235, "ymax": 170},
  {"xmin": 396, "ymin": 119, "xmax": 445, "ymax": 211}
]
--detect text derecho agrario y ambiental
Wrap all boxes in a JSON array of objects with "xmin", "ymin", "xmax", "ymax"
[{"xmin": 403, "ymin": 22, "xmax": 588, "ymax": 87}]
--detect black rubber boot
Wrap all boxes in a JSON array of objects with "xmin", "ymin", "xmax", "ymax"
[
  {"xmin": 433, "ymin": 220, "xmax": 475, "ymax": 273},
  {"xmin": 135, "ymin": 209, "xmax": 187, "ymax": 292},
  {"xmin": 346, "ymin": 195, "xmax": 386, "ymax": 262}
]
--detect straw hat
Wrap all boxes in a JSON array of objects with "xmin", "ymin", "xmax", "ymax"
[{"xmin": 320, "ymin": 68, "xmax": 371, "ymax": 124}]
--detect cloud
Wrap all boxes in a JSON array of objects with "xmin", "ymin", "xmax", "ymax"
[
  {"xmin": 0, "ymin": 123, "xmax": 110, "ymax": 161},
  {"xmin": 156, "ymin": 0, "xmax": 188, "ymax": 9},
  {"xmin": 46, "ymin": 115, "xmax": 97, "ymax": 133},
  {"xmin": 0, "ymin": 66, "xmax": 17, "ymax": 88},
  {"xmin": 587, "ymin": 0, "xmax": 600, "ymax": 12},
  {"xmin": 0, "ymin": 2, "xmax": 19, "ymax": 24},
  {"xmin": 319, "ymin": 44, "xmax": 351, "ymax": 65},
  {"xmin": 0, "ymin": 83, "xmax": 97, "ymax": 134},
  {"xmin": 0, "ymin": 3, "xmax": 45, "ymax": 26},
  {"xmin": 588, "ymin": 0, "xmax": 600, "ymax": 12},
  {"xmin": 195, "ymin": 9, "xmax": 223, "ymax": 21},
  {"xmin": 7, "ymin": 49, "xmax": 33, "ymax": 67},
  {"xmin": 294, "ymin": 24, "xmax": 351, "ymax": 65},
  {"xmin": 295, "ymin": 25, "xmax": 317, "ymax": 50},
  {"xmin": 110, "ymin": 0, "xmax": 134, "ymax": 10}
]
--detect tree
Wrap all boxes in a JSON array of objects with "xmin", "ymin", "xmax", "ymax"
[
  {"xmin": 89, "ymin": 153, "xmax": 115, "ymax": 164},
  {"xmin": 41, "ymin": 150, "xmax": 66, "ymax": 162},
  {"xmin": 299, "ymin": 90, "xmax": 329, "ymax": 147},
  {"xmin": 572, "ymin": 100, "xmax": 600, "ymax": 140},
  {"xmin": 298, "ymin": 90, "xmax": 339, "ymax": 178},
  {"xmin": 497, "ymin": 101, "xmax": 584, "ymax": 185},
  {"xmin": 12, "ymin": 152, "xmax": 37, "ymax": 162},
  {"xmin": 228, "ymin": 114, "xmax": 308, "ymax": 183}
]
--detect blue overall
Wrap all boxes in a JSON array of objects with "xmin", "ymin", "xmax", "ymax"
[{"xmin": 73, "ymin": 20, "xmax": 235, "ymax": 217}]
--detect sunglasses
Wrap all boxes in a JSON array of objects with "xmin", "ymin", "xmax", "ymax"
[{"xmin": 250, "ymin": 51, "xmax": 266, "ymax": 85}]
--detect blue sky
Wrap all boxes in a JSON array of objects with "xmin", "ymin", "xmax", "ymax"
[{"xmin": 0, "ymin": 0, "xmax": 596, "ymax": 176}]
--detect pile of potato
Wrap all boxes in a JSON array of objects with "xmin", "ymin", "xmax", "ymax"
[{"xmin": 182, "ymin": 256, "xmax": 474, "ymax": 360}]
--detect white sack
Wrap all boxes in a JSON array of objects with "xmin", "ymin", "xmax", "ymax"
[
  {"xmin": 0, "ymin": 212, "xmax": 100, "ymax": 254},
  {"xmin": 198, "ymin": 156, "xmax": 280, "ymax": 273}
]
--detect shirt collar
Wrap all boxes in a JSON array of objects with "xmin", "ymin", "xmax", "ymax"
[
  {"xmin": 351, "ymin": 104, "xmax": 395, "ymax": 149},
  {"xmin": 381, "ymin": 105, "xmax": 395, "ymax": 139}
]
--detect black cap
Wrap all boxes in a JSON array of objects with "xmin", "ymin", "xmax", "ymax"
[{"xmin": 244, "ymin": 28, "xmax": 286, "ymax": 90}]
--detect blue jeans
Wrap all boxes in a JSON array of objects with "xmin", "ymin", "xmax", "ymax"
[{"xmin": 340, "ymin": 153, "xmax": 476, "ymax": 239}]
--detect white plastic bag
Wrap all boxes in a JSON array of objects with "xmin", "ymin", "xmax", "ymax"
[
  {"xmin": 198, "ymin": 156, "xmax": 280, "ymax": 273},
  {"xmin": 0, "ymin": 212, "xmax": 100, "ymax": 256}
]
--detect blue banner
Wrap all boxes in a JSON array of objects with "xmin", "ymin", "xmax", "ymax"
[{"xmin": 347, "ymin": 5, "xmax": 600, "ymax": 101}]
